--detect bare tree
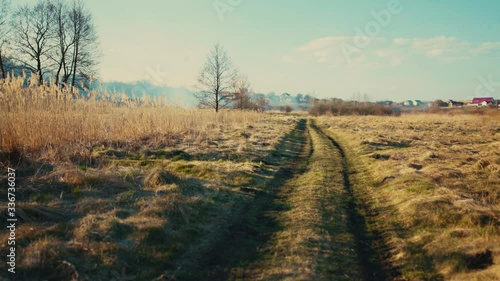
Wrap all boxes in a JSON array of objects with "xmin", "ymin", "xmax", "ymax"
[
  {"xmin": 8, "ymin": 0, "xmax": 98, "ymax": 87},
  {"xmin": 256, "ymin": 95, "xmax": 269, "ymax": 111},
  {"xmin": 51, "ymin": 0, "xmax": 73, "ymax": 85},
  {"xmin": 0, "ymin": 0, "xmax": 10, "ymax": 78},
  {"xmin": 232, "ymin": 74, "xmax": 253, "ymax": 110},
  {"xmin": 10, "ymin": 0, "xmax": 56, "ymax": 85},
  {"xmin": 195, "ymin": 44, "xmax": 236, "ymax": 112},
  {"xmin": 66, "ymin": 0, "xmax": 99, "ymax": 89}
]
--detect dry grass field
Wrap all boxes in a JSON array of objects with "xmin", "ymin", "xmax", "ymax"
[
  {"xmin": 1, "ymin": 76, "xmax": 499, "ymax": 281},
  {"xmin": 0, "ymin": 77, "xmax": 299, "ymax": 280},
  {"xmin": 318, "ymin": 114, "xmax": 500, "ymax": 280}
]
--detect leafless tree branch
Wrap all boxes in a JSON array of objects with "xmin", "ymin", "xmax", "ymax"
[{"xmin": 195, "ymin": 44, "xmax": 237, "ymax": 112}]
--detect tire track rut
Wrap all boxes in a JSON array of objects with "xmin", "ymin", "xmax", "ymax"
[
  {"xmin": 310, "ymin": 121, "xmax": 387, "ymax": 281},
  {"xmin": 184, "ymin": 119, "xmax": 389, "ymax": 281}
]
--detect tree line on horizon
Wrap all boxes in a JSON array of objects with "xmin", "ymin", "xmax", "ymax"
[{"xmin": 0, "ymin": 0, "xmax": 99, "ymax": 89}]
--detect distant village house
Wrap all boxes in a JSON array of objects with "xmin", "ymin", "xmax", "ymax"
[
  {"xmin": 402, "ymin": 100, "xmax": 427, "ymax": 107},
  {"xmin": 447, "ymin": 100, "xmax": 464, "ymax": 107},
  {"xmin": 470, "ymin": 97, "xmax": 495, "ymax": 107}
]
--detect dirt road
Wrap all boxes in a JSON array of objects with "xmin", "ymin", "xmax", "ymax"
[{"xmin": 181, "ymin": 119, "xmax": 388, "ymax": 281}]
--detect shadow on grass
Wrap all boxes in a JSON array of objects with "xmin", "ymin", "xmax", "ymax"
[
  {"xmin": 362, "ymin": 140, "xmax": 412, "ymax": 150},
  {"xmin": 177, "ymin": 119, "xmax": 309, "ymax": 281},
  {"xmin": 88, "ymin": 142, "xmax": 269, "ymax": 167},
  {"xmin": 0, "ymin": 120, "xmax": 315, "ymax": 281},
  {"xmin": 0, "ymin": 156, "xmax": 222, "ymax": 280}
]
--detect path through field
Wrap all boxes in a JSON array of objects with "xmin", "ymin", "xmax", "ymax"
[{"xmin": 183, "ymin": 119, "xmax": 388, "ymax": 281}]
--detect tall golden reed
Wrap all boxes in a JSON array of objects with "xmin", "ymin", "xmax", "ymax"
[{"xmin": 0, "ymin": 75, "xmax": 264, "ymax": 157}]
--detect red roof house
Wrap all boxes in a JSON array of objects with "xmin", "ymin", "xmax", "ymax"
[{"xmin": 471, "ymin": 97, "xmax": 494, "ymax": 105}]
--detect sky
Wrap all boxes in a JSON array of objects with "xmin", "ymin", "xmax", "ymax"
[{"xmin": 30, "ymin": 0, "xmax": 500, "ymax": 101}]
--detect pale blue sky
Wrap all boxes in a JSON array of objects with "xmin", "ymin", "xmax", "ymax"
[{"xmin": 36, "ymin": 0, "xmax": 500, "ymax": 100}]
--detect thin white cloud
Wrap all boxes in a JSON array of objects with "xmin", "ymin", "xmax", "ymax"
[
  {"xmin": 388, "ymin": 36, "xmax": 500, "ymax": 62},
  {"xmin": 392, "ymin": 38, "xmax": 409, "ymax": 46},
  {"xmin": 296, "ymin": 36, "xmax": 353, "ymax": 52},
  {"xmin": 290, "ymin": 36, "xmax": 500, "ymax": 67},
  {"xmin": 291, "ymin": 36, "xmax": 385, "ymax": 69},
  {"xmin": 410, "ymin": 36, "xmax": 458, "ymax": 52},
  {"xmin": 426, "ymin": 49, "xmax": 444, "ymax": 57}
]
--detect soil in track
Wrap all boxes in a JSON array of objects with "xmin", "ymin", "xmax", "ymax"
[{"xmin": 183, "ymin": 119, "xmax": 388, "ymax": 281}]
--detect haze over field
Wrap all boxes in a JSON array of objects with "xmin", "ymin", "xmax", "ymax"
[{"xmin": 62, "ymin": 0, "xmax": 500, "ymax": 101}]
